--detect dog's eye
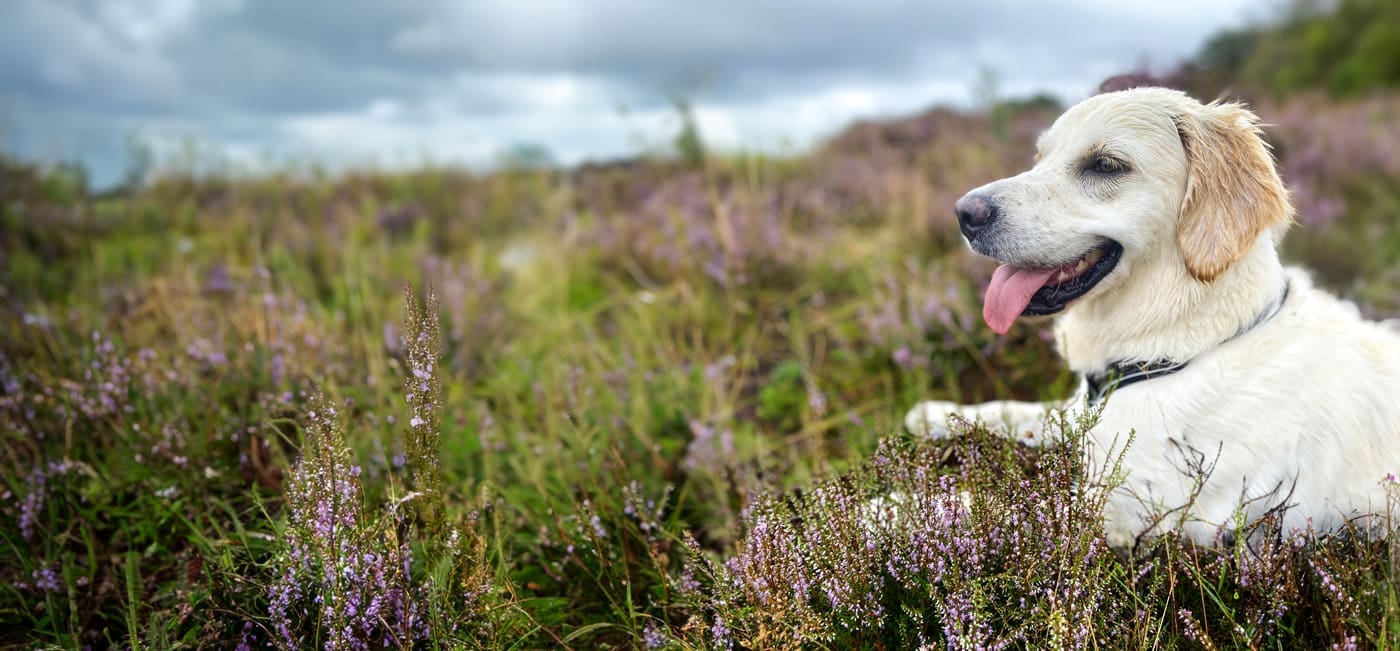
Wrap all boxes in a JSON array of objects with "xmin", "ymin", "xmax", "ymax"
[{"xmin": 1088, "ymin": 156, "xmax": 1126, "ymax": 175}]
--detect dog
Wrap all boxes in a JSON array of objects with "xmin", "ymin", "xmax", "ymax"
[{"xmin": 905, "ymin": 87, "xmax": 1400, "ymax": 548}]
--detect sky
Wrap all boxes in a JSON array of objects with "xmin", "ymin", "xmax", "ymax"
[{"xmin": 0, "ymin": 0, "xmax": 1273, "ymax": 188}]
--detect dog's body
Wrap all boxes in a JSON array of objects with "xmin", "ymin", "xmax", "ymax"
[{"xmin": 905, "ymin": 88, "xmax": 1400, "ymax": 547}]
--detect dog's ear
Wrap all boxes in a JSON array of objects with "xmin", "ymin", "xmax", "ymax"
[{"xmin": 1174, "ymin": 102, "xmax": 1292, "ymax": 282}]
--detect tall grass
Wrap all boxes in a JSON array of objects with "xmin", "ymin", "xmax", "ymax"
[{"xmin": 0, "ymin": 93, "xmax": 1397, "ymax": 648}]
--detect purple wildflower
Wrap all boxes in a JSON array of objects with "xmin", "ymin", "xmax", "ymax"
[
  {"xmin": 642, "ymin": 622, "xmax": 671, "ymax": 649},
  {"xmin": 31, "ymin": 566, "xmax": 61, "ymax": 593}
]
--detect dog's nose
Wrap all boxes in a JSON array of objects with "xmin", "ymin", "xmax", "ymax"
[{"xmin": 956, "ymin": 194, "xmax": 998, "ymax": 240}]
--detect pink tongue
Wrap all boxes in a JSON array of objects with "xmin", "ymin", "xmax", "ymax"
[{"xmin": 983, "ymin": 264, "xmax": 1059, "ymax": 335}]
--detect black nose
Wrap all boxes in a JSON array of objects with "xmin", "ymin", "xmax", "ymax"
[{"xmin": 956, "ymin": 194, "xmax": 998, "ymax": 240}]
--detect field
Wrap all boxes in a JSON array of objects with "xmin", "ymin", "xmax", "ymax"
[{"xmin": 3, "ymin": 84, "xmax": 1400, "ymax": 648}]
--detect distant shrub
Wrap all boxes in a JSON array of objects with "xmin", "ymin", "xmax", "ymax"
[{"xmin": 1184, "ymin": 0, "xmax": 1400, "ymax": 99}]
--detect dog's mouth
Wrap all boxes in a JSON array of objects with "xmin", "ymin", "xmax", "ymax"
[{"xmin": 982, "ymin": 240, "xmax": 1122, "ymax": 334}]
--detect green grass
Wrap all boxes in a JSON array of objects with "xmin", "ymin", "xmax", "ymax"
[{"xmin": 0, "ymin": 91, "xmax": 1397, "ymax": 649}]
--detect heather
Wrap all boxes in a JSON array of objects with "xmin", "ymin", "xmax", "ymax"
[{"xmin": 5, "ymin": 37, "xmax": 1400, "ymax": 651}]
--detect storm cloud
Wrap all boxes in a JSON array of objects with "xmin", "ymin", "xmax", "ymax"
[{"xmin": 0, "ymin": 0, "xmax": 1267, "ymax": 187}]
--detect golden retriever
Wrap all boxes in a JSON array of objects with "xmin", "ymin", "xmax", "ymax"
[{"xmin": 905, "ymin": 87, "xmax": 1400, "ymax": 547}]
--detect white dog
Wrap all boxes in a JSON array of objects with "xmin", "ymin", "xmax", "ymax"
[{"xmin": 905, "ymin": 87, "xmax": 1400, "ymax": 548}]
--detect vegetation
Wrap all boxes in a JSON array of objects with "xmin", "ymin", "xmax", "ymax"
[
  {"xmin": 1173, "ymin": 0, "xmax": 1400, "ymax": 100},
  {"xmin": 3, "ymin": 3, "xmax": 1400, "ymax": 648}
]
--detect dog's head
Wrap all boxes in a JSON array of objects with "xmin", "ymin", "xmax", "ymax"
[{"xmin": 958, "ymin": 87, "xmax": 1292, "ymax": 334}]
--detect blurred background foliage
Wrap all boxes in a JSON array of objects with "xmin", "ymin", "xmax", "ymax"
[{"xmin": 1193, "ymin": 0, "xmax": 1400, "ymax": 98}]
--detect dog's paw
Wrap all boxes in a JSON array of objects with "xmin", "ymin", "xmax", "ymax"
[
  {"xmin": 863, "ymin": 492, "xmax": 907, "ymax": 534},
  {"xmin": 904, "ymin": 400, "xmax": 961, "ymax": 439}
]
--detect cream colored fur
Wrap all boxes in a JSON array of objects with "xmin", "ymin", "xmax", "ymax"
[{"xmin": 905, "ymin": 88, "xmax": 1400, "ymax": 547}]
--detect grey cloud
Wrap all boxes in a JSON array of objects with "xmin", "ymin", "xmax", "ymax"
[
  {"xmin": 0, "ymin": 0, "xmax": 1265, "ymax": 187},
  {"xmin": 0, "ymin": 3, "xmax": 183, "ymax": 116},
  {"xmin": 162, "ymin": 29, "xmax": 423, "ymax": 116},
  {"xmin": 395, "ymin": 1, "xmax": 1242, "ymax": 95},
  {"xmin": 9, "ymin": 1, "xmax": 1242, "ymax": 116}
]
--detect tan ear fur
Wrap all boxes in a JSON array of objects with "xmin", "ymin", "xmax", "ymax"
[{"xmin": 1175, "ymin": 102, "xmax": 1293, "ymax": 282}]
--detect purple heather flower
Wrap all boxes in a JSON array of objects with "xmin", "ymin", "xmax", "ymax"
[
  {"xmin": 642, "ymin": 622, "xmax": 671, "ymax": 649},
  {"xmin": 891, "ymin": 346, "xmax": 916, "ymax": 370},
  {"xmin": 20, "ymin": 468, "xmax": 45, "ymax": 541},
  {"xmin": 32, "ymin": 566, "xmax": 60, "ymax": 593}
]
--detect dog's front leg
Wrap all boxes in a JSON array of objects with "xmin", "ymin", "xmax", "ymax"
[{"xmin": 904, "ymin": 399, "xmax": 1062, "ymax": 446}]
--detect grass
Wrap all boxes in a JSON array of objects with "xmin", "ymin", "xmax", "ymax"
[{"xmin": 1, "ymin": 90, "xmax": 1398, "ymax": 649}]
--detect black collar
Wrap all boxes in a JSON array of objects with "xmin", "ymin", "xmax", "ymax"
[
  {"xmin": 1083, "ymin": 279, "xmax": 1290, "ymax": 406},
  {"xmin": 1084, "ymin": 359, "xmax": 1188, "ymax": 405}
]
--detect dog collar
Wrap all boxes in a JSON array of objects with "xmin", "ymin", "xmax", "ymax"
[
  {"xmin": 1084, "ymin": 359, "xmax": 1187, "ymax": 405},
  {"xmin": 1083, "ymin": 279, "xmax": 1290, "ymax": 406}
]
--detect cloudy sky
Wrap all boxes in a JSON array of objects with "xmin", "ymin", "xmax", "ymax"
[{"xmin": 0, "ymin": 0, "xmax": 1272, "ymax": 188}]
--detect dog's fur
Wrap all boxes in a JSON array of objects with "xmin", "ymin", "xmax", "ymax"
[{"xmin": 906, "ymin": 88, "xmax": 1400, "ymax": 548}]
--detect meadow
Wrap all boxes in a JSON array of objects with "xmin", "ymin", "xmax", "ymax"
[{"xmin": 3, "ymin": 82, "xmax": 1400, "ymax": 648}]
